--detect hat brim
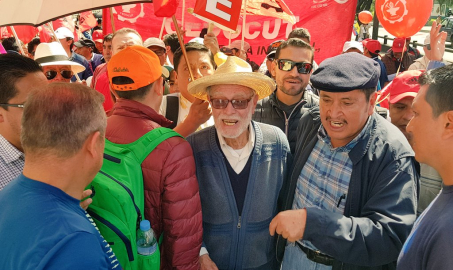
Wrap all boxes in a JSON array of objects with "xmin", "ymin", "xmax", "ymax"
[
  {"xmin": 389, "ymin": 92, "xmax": 417, "ymax": 104},
  {"xmin": 187, "ymin": 72, "xmax": 275, "ymax": 101},
  {"xmin": 94, "ymin": 39, "xmax": 103, "ymax": 43},
  {"xmin": 40, "ymin": 60, "xmax": 86, "ymax": 74}
]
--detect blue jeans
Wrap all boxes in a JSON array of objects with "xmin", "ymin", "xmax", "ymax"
[{"xmin": 281, "ymin": 243, "xmax": 333, "ymax": 270}]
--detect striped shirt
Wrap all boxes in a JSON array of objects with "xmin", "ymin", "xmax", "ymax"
[
  {"xmin": 0, "ymin": 134, "xmax": 24, "ymax": 190},
  {"xmin": 293, "ymin": 117, "xmax": 371, "ymax": 251}
]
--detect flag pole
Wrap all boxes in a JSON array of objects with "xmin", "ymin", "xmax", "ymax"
[
  {"xmin": 110, "ymin": 7, "xmax": 116, "ymax": 33},
  {"xmin": 172, "ymin": 15, "xmax": 194, "ymax": 82},
  {"xmin": 240, "ymin": 0, "xmax": 248, "ymax": 52},
  {"xmin": 47, "ymin": 22, "xmax": 82, "ymax": 82},
  {"xmin": 159, "ymin": 17, "xmax": 167, "ymax": 39},
  {"xmin": 182, "ymin": 0, "xmax": 186, "ymax": 29},
  {"xmin": 9, "ymin": 26, "xmax": 25, "ymax": 55}
]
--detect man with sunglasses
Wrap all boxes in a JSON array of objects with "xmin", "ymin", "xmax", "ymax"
[
  {"xmin": 270, "ymin": 52, "xmax": 418, "ymax": 269},
  {"xmin": 253, "ymin": 38, "xmax": 319, "ymax": 154},
  {"xmin": 187, "ymin": 56, "xmax": 291, "ymax": 270},
  {"xmin": 34, "ymin": 42, "xmax": 86, "ymax": 83},
  {"xmin": 0, "ymin": 53, "xmax": 48, "ymax": 190}
]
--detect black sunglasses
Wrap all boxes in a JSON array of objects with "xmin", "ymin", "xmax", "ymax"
[
  {"xmin": 0, "ymin": 103, "xmax": 25, "ymax": 108},
  {"xmin": 424, "ymin": 44, "xmax": 431, "ymax": 50},
  {"xmin": 45, "ymin": 70, "xmax": 74, "ymax": 80},
  {"xmin": 209, "ymin": 97, "xmax": 254, "ymax": 110},
  {"xmin": 276, "ymin": 59, "xmax": 313, "ymax": 74}
]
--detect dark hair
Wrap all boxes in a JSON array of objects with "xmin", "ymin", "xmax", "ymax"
[
  {"xmin": 2, "ymin": 37, "xmax": 20, "ymax": 52},
  {"xmin": 65, "ymin": 37, "xmax": 75, "ymax": 51},
  {"xmin": 112, "ymin": 76, "xmax": 154, "ymax": 101},
  {"xmin": 103, "ymin": 33, "xmax": 113, "ymax": 43},
  {"xmin": 173, "ymin": 42, "xmax": 216, "ymax": 72},
  {"xmin": 199, "ymin": 28, "xmax": 208, "ymax": 38},
  {"xmin": 163, "ymin": 33, "xmax": 180, "ymax": 54},
  {"xmin": 360, "ymin": 87, "xmax": 377, "ymax": 102},
  {"xmin": 27, "ymin": 38, "xmax": 41, "ymax": 54},
  {"xmin": 288, "ymin": 28, "xmax": 311, "ymax": 43},
  {"xmin": 419, "ymin": 65, "xmax": 453, "ymax": 117},
  {"xmin": 275, "ymin": 38, "xmax": 314, "ymax": 63},
  {"xmin": 0, "ymin": 54, "xmax": 42, "ymax": 110}
]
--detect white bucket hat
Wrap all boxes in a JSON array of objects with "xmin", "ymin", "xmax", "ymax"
[
  {"xmin": 34, "ymin": 42, "xmax": 85, "ymax": 74},
  {"xmin": 188, "ymin": 56, "xmax": 275, "ymax": 101}
]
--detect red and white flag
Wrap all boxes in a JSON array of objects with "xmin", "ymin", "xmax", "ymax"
[
  {"xmin": 79, "ymin": 11, "xmax": 98, "ymax": 33},
  {"xmin": 244, "ymin": 0, "xmax": 296, "ymax": 24}
]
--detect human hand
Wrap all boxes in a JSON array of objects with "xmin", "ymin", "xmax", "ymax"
[
  {"xmin": 200, "ymin": 254, "xmax": 219, "ymax": 270},
  {"xmin": 203, "ymin": 32, "xmax": 220, "ymax": 55},
  {"xmin": 429, "ymin": 21, "xmax": 447, "ymax": 61},
  {"xmin": 186, "ymin": 98, "xmax": 212, "ymax": 127},
  {"xmin": 269, "ymin": 209, "xmax": 307, "ymax": 242},
  {"xmin": 80, "ymin": 189, "xmax": 93, "ymax": 210}
]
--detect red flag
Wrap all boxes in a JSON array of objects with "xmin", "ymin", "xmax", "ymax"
[
  {"xmin": 104, "ymin": 0, "xmax": 358, "ymax": 64},
  {"xmin": 192, "ymin": 0, "xmax": 242, "ymax": 31},
  {"xmin": 6, "ymin": 26, "xmax": 38, "ymax": 44},
  {"xmin": 79, "ymin": 11, "xmax": 98, "ymax": 32},
  {"xmin": 154, "ymin": 0, "xmax": 180, "ymax": 17}
]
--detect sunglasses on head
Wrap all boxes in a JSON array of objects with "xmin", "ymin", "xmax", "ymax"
[
  {"xmin": 276, "ymin": 59, "xmax": 313, "ymax": 74},
  {"xmin": 45, "ymin": 70, "xmax": 74, "ymax": 80},
  {"xmin": 209, "ymin": 96, "xmax": 254, "ymax": 110}
]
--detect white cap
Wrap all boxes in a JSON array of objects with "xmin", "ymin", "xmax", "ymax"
[
  {"xmin": 343, "ymin": 41, "xmax": 364, "ymax": 53},
  {"xmin": 55, "ymin": 27, "xmax": 74, "ymax": 40},
  {"xmin": 143, "ymin": 37, "xmax": 166, "ymax": 49}
]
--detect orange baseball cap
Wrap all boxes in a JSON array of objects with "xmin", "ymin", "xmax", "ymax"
[{"xmin": 107, "ymin": 46, "xmax": 163, "ymax": 91}]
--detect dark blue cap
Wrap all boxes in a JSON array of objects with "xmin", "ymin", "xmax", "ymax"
[{"xmin": 311, "ymin": 52, "xmax": 380, "ymax": 92}]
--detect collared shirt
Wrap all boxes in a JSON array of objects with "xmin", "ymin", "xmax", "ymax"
[
  {"xmin": 217, "ymin": 124, "xmax": 255, "ymax": 174},
  {"xmin": 292, "ymin": 117, "xmax": 371, "ymax": 251},
  {"xmin": 0, "ymin": 134, "xmax": 25, "ymax": 190}
]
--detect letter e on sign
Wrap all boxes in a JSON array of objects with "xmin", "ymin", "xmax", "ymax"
[{"xmin": 193, "ymin": 0, "xmax": 242, "ymax": 31}]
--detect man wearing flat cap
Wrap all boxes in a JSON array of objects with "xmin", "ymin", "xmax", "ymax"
[
  {"xmin": 186, "ymin": 56, "xmax": 291, "ymax": 270},
  {"xmin": 270, "ymin": 52, "xmax": 419, "ymax": 269},
  {"xmin": 74, "ymin": 39, "xmax": 104, "ymax": 72}
]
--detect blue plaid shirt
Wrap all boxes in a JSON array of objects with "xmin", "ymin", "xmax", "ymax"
[{"xmin": 293, "ymin": 117, "xmax": 371, "ymax": 251}]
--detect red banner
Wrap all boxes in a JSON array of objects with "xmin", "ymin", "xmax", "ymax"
[{"xmin": 103, "ymin": 0, "xmax": 357, "ymax": 64}]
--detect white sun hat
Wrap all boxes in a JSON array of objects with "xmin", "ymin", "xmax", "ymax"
[
  {"xmin": 34, "ymin": 42, "xmax": 85, "ymax": 74},
  {"xmin": 188, "ymin": 56, "xmax": 275, "ymax": 101}
]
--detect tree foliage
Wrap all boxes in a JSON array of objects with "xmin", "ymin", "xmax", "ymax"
[{"xmin": 356, "ymin": 0, "xmax": 374, "ymax": 14}]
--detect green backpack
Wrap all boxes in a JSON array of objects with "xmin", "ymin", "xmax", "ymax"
[{"xmin": 87, "ymin": 127, "xmax": 182, "ymax": 270}]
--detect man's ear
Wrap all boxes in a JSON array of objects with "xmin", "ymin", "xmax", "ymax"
[
  {"xmin": 0, "ymin": 109, "xmax": 5, "ymax": 123},
  {"xmin": 166, "ymin": 46, "xmax": 171, "ymax": 54},
  {"xmin": 85, "ymin": 131, "xmax": 103, "ymax": 158},
  {"xmin": 442, "ymin": 111, "xmax": 453, "ymax": 140},
  {"xmin": 153, "ymin": 77, "xmax": 164, "ymax": 96},
  {"xmin": 270, "ymin": 60, "xmax": 277, "ymax": 77},
  {"xmin": 368, "ymin": 91, "xmax": 378, "ymax": 115}
]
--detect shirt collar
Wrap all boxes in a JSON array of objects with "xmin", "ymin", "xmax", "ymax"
[
  {"xmin": 318, "ymin": 116, "xmax": 372, "ymax": 152},
  {"xmin": 0, "ymin": 134, "xmax": 24, "ymax": 164}
]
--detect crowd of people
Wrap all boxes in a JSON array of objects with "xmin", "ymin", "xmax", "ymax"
[{"xmin": 0, "ymin": 18, "xmax": 452, "ymax": 270}]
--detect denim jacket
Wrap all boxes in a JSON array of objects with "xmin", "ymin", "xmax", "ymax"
[
  {"xmin": 277, "ymin": 107, "xmax": 419, "ymax": 270},
  {"xmin": 187, "ymin": 121, "xmax": 291, "ymax": 270}
]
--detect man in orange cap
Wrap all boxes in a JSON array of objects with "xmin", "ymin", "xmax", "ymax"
[{"xmin": 106, "ymin": 45, "xmax": 202, "ymax": 270}]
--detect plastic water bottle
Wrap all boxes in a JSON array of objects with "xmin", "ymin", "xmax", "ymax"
[{"xmin": 136, "ymin": 220, "xmax": 157, "ymax": 255}]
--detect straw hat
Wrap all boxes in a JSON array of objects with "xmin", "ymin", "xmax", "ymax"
[
  {"xmin": 34, "ymin": 42, "xmax": 85, "ymax": 74},
  {"xmin": 188, "ymin": 56, "xmax": 275, "ymax": 101}
]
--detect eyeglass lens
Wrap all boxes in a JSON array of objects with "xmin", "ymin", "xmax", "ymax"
[
  {"xmin": 210, "ymin": 98, "xmax": 252, "ymax": 110},
  {"xmin": 45, "ymin": 70, "xmax": 73, "ymax": 80},
  {"xmin": 277, "ymin": 59, "xmax": 312, "ymax": 74}
]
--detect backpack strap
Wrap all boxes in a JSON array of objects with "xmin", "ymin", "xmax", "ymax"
[
  {"xmin": 165, "ymin": 96, "xmax": 179, "ymax": 129},
  {"xmin": 126, "ymin": 127, "xmax": 183, "ymax": 164}
]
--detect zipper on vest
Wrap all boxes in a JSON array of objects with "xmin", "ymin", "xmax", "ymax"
[
  {"xmin": 282, "ymin": 99, "xmax": 306, "ymax": 137},
  {"xmin": 237, "ymin": 216, "xmax": 242, "ymax": 229}
]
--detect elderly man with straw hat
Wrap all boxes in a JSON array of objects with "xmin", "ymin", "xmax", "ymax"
[{"xmin": 186, "ymin": 56, "xmax": 291, "ymax": 270}]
